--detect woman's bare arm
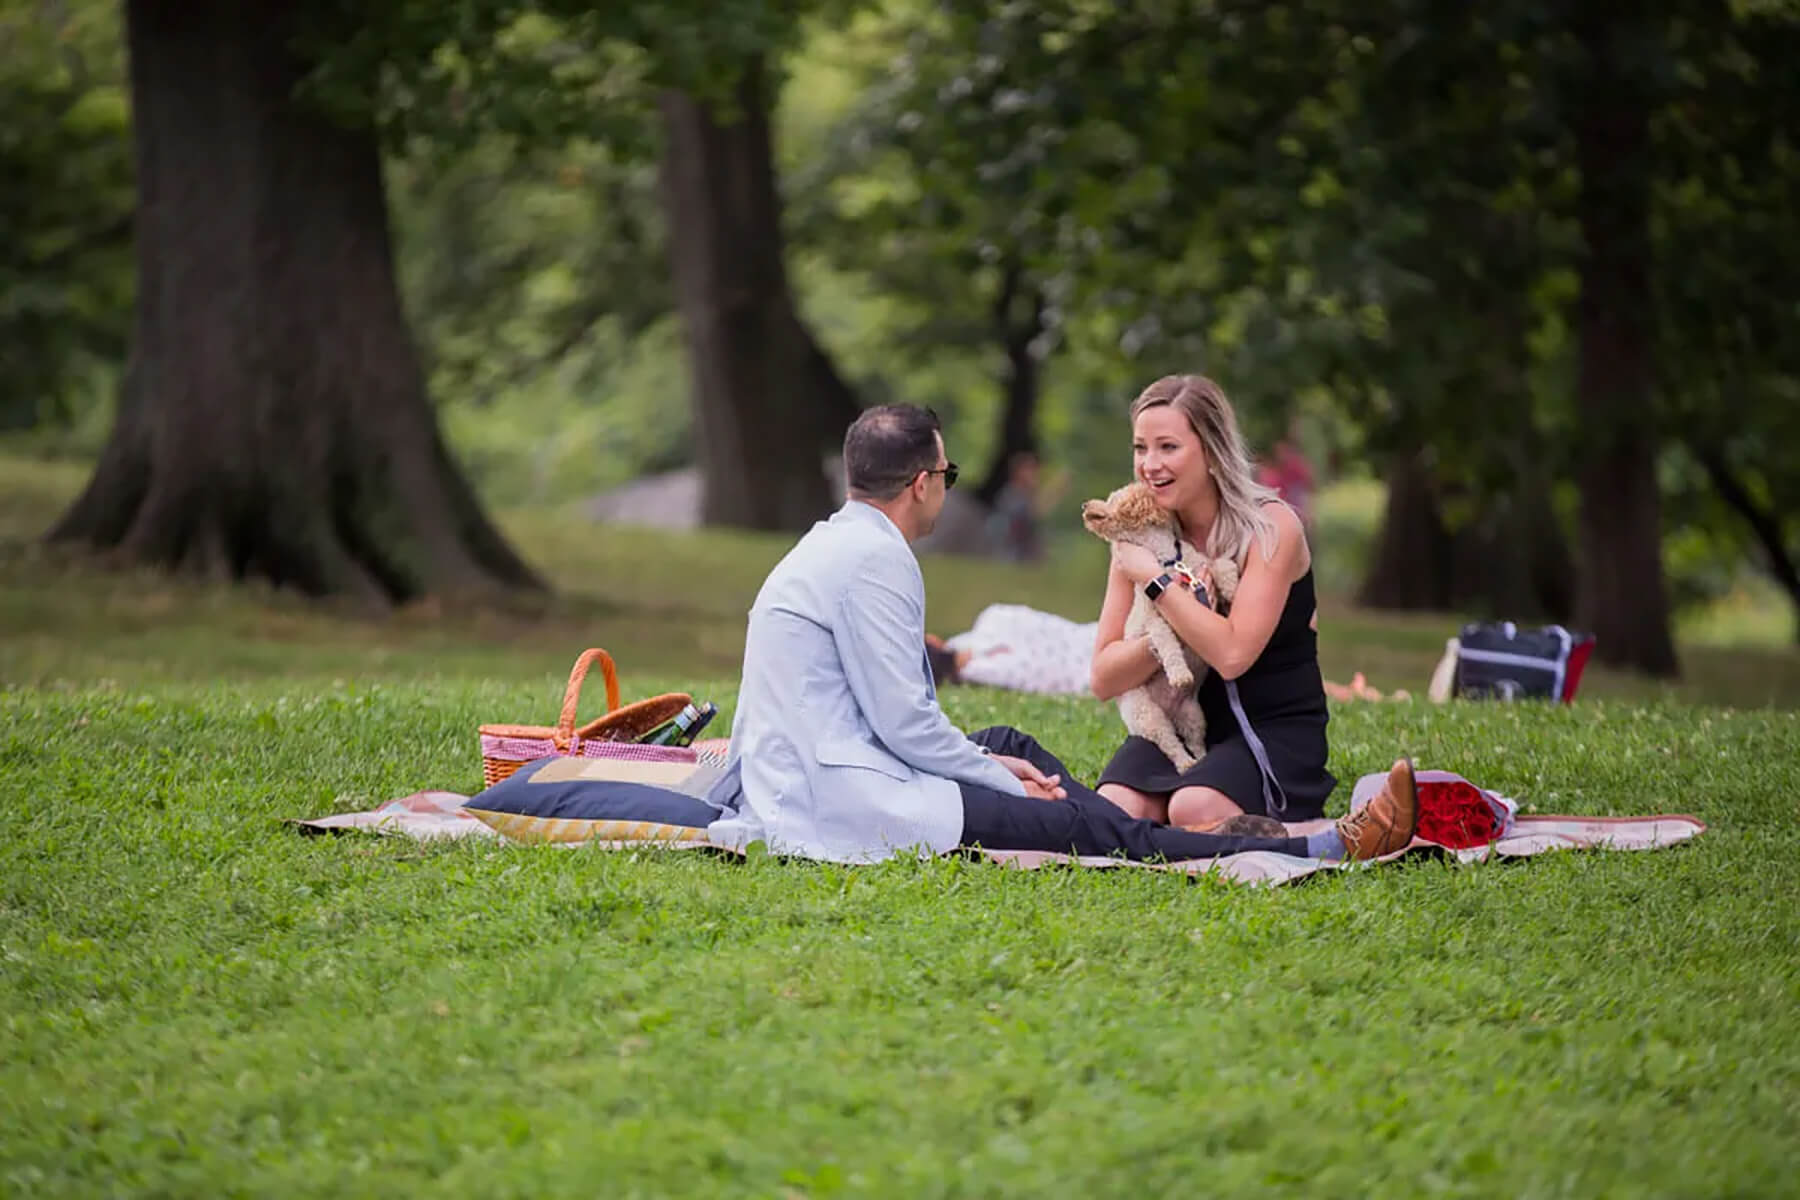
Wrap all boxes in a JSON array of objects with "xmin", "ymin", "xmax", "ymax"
[{"xmin": 1090, "ymin": 562, "xmax": 1161, "ymax": 700}]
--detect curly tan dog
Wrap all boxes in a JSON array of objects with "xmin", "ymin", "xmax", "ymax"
[{"xmin": 1081, "ymin": 482, "xmax": 1239, "ymax": 771}]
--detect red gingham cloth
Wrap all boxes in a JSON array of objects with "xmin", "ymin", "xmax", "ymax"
[{"xmin": 478, "ymin": 734, "xmax": 697, "ymax": 766}]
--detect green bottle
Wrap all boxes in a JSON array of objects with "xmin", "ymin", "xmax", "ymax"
[
  {"xmin": 671, "ymin": 702, "xmax": 717, "ymax": 747},
  {"xmin": 639, "ymin": 703, "xmax": 703, "ymax": 746}
]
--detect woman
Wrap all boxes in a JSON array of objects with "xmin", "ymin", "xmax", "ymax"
[{"xmin": 1091, "ymin": 374, "xmax": 1336, "ymax": 834}]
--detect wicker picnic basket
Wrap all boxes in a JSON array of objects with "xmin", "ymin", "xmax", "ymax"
[{"xmin": 478, "ymin": 648, "xmax": 695, "ymax": 787}]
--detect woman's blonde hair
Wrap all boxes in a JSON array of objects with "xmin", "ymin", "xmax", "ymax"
[{"xmin": 1129, "ymin": 374, "xmax": 1281, "ymax": 565}]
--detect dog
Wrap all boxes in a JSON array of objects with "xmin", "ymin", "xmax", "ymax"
[{"xmin": 1081, "ymin": 482, "xmax": 1239, "ymax": 771}]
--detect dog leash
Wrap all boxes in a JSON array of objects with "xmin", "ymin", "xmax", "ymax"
[
  {"xmin": 1225, "ymin": 680, "xmax": 1289, "ymax": 815},
  {"xmin": 1168, "ymin": 533, "xmax": 1288, "ymax": 817}
]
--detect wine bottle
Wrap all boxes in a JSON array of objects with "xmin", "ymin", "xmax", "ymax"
[
  {"xmin": 639, "ymin": 703, "xmax": 703, "ymax": 746},
  {"xmin": 671, "ymin": 701, "xmax": 717, "ymax": 747}
]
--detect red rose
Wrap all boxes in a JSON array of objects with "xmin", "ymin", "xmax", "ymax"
[{"xmin": 1415, "ymin": 780, "xmax": 1501, "ymax": 849}]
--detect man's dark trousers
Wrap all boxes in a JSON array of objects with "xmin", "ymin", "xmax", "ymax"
[{"xmin": 959, "ymin": 726, "xmax": 1311, "ymax": 861}]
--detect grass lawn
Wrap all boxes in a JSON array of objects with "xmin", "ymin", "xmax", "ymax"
[{"xmin": 3, "ymin": 453, "xmax": 1799, "ymax": 1195}]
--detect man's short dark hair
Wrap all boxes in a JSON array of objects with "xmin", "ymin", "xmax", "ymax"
[{"xmin": 843, "ymin": 405, "xmax": 943, "ymax": 500}]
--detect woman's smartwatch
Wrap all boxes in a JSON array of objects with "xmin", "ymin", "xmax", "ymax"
[{"xmin": 1143, "ymin": 572, "xmax": 1176, "ymax": 602}]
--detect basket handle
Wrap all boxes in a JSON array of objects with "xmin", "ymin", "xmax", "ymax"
[{"xmin": 554, "ymin": 648, "xmax": 621, "ymax": 750}]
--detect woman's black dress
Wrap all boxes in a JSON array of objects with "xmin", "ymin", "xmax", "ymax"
[{"xmin": 1097, "ymin": 568, "xmax": 1336, "ymax": 820}]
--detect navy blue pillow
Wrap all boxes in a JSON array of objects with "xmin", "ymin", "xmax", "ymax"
[{"xmin": 466, "ymin": 756, "xmax": 719, "ymax": 828}]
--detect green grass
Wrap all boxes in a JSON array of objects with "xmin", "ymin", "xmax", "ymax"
[
  {"xmin": 3, "ymin": 453, "xmax": 1800, "ymax": 1194},
  {"xmin": 3, "ymin": 683, "xmax": 1797, "ymax": 1195},
  {"xmin": 1680, "ymin": 573, "xmax": 1800, "ymax": 648}
]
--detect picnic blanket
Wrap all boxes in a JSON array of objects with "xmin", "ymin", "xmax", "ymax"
[
  {"xmin": 291, "ymin": 745, "xmax": 1706, "ymax": 885},
  {"xmin": 970, "ymin": 813, "xmax": 1707, "ymax": 885},
  {"xmin": 292, "ymin": 791, "xmax": 1705, "ymax": 885}
]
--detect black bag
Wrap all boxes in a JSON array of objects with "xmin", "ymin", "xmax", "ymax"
[{"xmin": 1452, "ymin": 622, "xmax": 1595, "ymax": 703}]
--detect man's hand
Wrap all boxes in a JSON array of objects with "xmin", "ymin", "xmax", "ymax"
[{"xmin": 992, "ymin": 754, "xmax": 1067, "ymax": 801}]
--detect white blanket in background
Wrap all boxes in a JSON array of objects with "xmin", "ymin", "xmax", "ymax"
[{"xmin": 946, "ymin": 604, "xmax": 1098, "ymax": 696}]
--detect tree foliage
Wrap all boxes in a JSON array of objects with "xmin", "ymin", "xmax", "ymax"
[
  {"xmin": 789, "ymin": 0, "xmax": 1800, "ymax": 667},
  {"xmin": 11, "ymin": 0, "xmax": 1800, "ymax": 653},
  {"xmin": 0, "ymin": 0, "xmax": 134, "ymax": 430}
]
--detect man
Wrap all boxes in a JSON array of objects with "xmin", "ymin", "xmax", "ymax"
[{"xmin": 706, "ymin": 405, "xmax": 1417, "ymax": 865}]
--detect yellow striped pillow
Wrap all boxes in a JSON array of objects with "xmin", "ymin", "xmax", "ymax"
[{"xmin": 465, "ymin": 808, "xmax": 712, "ymax": 846}]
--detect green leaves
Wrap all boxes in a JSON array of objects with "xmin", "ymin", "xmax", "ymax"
[
  {"xmin": 0, "ymin": 0, "xmax": 133, "ymax": 431},
  {"xmin": 299, "ymin": 0, "xmax": 827, "ymax": 153}
]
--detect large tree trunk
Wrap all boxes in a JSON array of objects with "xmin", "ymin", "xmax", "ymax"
[
  {"xmin": 1446, "ymin": 478, "xmax": 1576, "ymax": 622},
  {"xmin": 975, "ymin": 262, "xmax": 1044, "ymax": 506},
  {"xmin": 1359, "ymin": 448, "xmax": 1574, "ymax": 620},
  {"xmin": 1358, "ymin": 451, "xmax": 1455, "ymax": 610},
  {"xmin": 1569, "ymin": 13, "xmax": 1679, "ymax": 676},
  {"xmin": 660, "ymin": 57, "xmax": 853, "ymax": 531},
  {"xmin": 48, "ymin": 0, "xmax": 540, "ymax": 605}
]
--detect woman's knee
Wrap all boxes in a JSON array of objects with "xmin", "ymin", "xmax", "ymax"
[
  {"xmin": 1099, "ymin": 783, "xmax": 1167, "ymax": 823},
  {"xmin": 1168, "ymin": 787, "xmax": 1243, "ymax": 830}
]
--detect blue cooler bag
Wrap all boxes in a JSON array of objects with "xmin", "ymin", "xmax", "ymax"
[{"xmin": 1452, "ymin": 622, "xmax": 1595, "ymax": 703}]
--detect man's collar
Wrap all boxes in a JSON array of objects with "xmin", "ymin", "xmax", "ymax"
[{"xmin": 837, "ymin": 499, "xmax": 909, "ymax": 544}]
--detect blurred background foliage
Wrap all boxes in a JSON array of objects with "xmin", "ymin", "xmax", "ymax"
[
  {"xmin": 2, "ymin": 0, "xmax": 1795, "ymax": 652},
  {"xmin": 0, "ymin": 0, "xmax": 133, "ymax": 434}
]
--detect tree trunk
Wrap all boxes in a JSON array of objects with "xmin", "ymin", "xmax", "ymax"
[
  {"xmin": 807, "ymin": 334, "xmax": 863, "ymax": 450},
  {"xmin": 1360, "ymin": 448, "xmax": 1575, "ymax": 620},
  {"xmin": 1569, "ymin": 13, "xmax": 1679, "ymax": 676},
  {"xmin": 1358, "ymin": 450, "xmax": 1455, "ymax": 611},
  {"xmin": 659, "ymin": 57, "xmax": 851, "ymax": 530},
  {"xmin": 1445, "ymin": 464, "xmax": 1576, "ymax": 623},
  {"xmin": 1518, "ymin": 474, "xmax": 1578, "ymax": 622},
  {"xmin": 975, "ymin": 262, "xmax": 1044, "ymax": 506},
  {"xmin": 48, "ymin": 0, "xmax": 540, "ymax": 605}
]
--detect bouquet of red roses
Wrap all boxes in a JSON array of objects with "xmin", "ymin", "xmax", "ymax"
[{"xmin": 1347, "ymin": 768, "xmax": 1518, "ymax": 851}]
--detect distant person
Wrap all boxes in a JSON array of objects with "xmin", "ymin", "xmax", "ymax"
[
  {"xmin": 704, "ymin": 403, "xmax": 1419, "ymax": 865},
  {"xmin": 1256, "ymin": 432, "xmax": 1316, "ymax": 527},
  {"xmin": 926, "ymin": 605, "xmax": 1097, "ymax": 696},
  {"xmin": 986, "ymin": 449, "xmax": 1066, "ymax": 563},
  {"xmin": 1092, "ymin": 374, "xmax": 1413, "ymax": 838}
]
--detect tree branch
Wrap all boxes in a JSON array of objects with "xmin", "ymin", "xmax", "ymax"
[{"xmin": 1691, "ymin": 441, "xmax": 1800, "ymax": 615}]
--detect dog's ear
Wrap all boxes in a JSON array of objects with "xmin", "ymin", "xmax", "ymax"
[{"xmin": 1102, "ymin": 482, "xmax": 1135, "ymax": 505}]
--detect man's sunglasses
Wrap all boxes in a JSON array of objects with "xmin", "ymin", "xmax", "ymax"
[{"xmin": 921, "ymin": 462, "xmax": 959, "ymax": 489}]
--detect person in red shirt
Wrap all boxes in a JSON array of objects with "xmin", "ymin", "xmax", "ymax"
[{"xmin": 1257, "ymin": 435, "xmax": 1316, "ymax": 528}]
